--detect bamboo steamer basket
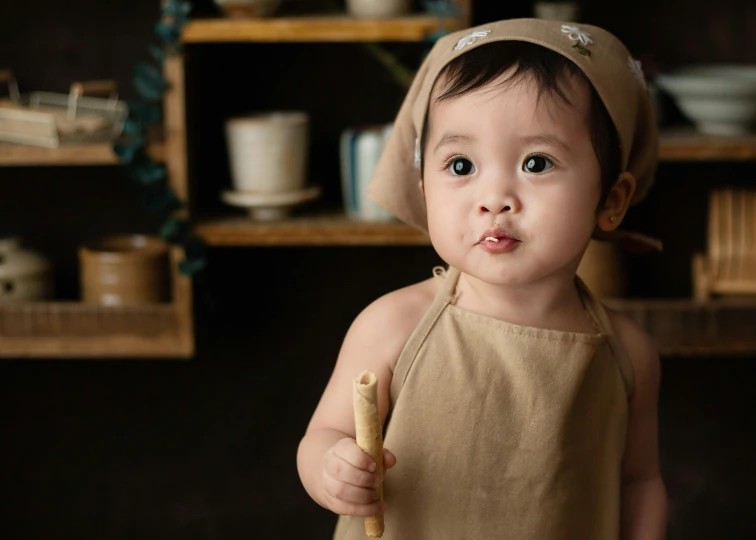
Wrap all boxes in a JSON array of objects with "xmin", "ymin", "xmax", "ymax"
[{"xmin": 79, "ymin": 235, "xmax": 169, "ymax": 306}]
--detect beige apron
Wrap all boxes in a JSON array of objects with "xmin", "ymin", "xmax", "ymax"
[{"xmin": 334, "ymin": 266, "xmax": 633, "ymax": 540}]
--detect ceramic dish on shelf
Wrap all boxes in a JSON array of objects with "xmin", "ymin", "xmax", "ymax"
[
  {"xmin": 655, "ymin": 65, "xmax": 756, "ymax": 135},
  {"xmin": 221, "ymin": 186, "xmax": 321, "ymax": 221}
]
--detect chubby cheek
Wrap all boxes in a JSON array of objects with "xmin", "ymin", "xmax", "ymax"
[
  {"xmin": 534, "ymin": 186, "xmax": 599, "ymax": 254},
  {"xmin": 424, "ymin": 184, "xmax": 468, "ymax": 257}
]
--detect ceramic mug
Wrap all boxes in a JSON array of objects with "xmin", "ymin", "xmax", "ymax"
[
  {"xmin": 79, "ymin": 235, "xmax": 169, "ymax": 306},
  {"xmin": 576, "ymin": 239, "xmax": 627, "ymax": 298},
  {"xmin": 225, "ymin": 112, "xmax": 309, "ymax": 194},
  {"xmin": 340, "ymin": 124, "xmax": 395, "ymax": 222}
]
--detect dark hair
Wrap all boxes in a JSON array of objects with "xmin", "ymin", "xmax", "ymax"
[{"xmin": 420, "ymin": 41, "xmax": 621, "ymax": 211}]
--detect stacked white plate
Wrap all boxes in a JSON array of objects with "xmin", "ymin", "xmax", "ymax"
[{"xmin": 656, "ymin": 65, "xmax": 756, "ymax": 135}]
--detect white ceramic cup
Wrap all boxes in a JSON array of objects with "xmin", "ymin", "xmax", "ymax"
[
  {"xmin": 225, "ymin": 112, "xmax": 309, "ymax": 193},
  {"xmin": 346, "ymin": 0, "xmax": 411, "ymax": 18}
]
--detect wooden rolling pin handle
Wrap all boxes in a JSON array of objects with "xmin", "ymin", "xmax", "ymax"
[
  {"xmin": 69, "ymin": 79, "xmax": 118, "ymax": 98},
  {"xmin": 0, "ymin": 69, "xmax": 14, "ymax": 84},
  {"xmin": 0, "ymin": 69, "xmax": 20, "ymax": 102}
]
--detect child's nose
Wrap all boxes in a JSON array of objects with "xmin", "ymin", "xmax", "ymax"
[{"xmin": 478, "ymin": 183, "xmax": 521, "ymax": 216}]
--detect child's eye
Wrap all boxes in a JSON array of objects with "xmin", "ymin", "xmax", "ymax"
[
  {"xmin": 447, "ymin": 157, "xmax": 476, "ymax": 176},
  {"xmin": 522, "ymin": 155, "xmax": 554, "ymax": 173}
]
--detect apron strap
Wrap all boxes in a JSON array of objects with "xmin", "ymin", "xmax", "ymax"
[
  {"xmin": 576, "ymin": 276, "xmax": 635, "ymax": 398},
  {"xmin": 390, "ymin": 265, "xmax": 460, "ymax": 406}
]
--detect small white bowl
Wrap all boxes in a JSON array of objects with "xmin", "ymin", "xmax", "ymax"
[{"xmin": 656, "ymin": 65, "xmax": 756, "ymax": 135}]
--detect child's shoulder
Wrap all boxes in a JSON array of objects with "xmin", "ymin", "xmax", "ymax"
[
  {"xmin": 353, "ymin": 277, "xmax": 439, "ymax": 339},
  {"xmin": 344, "ymin": 277, "xmax": 439, "ymax": 371},
  {"xmin": 604, "ymin": 306, "xmax": 660, "ymax": 395},
  {"xmin": 369, "ymin": 277, "xmax": 438, "ymax": 313}
]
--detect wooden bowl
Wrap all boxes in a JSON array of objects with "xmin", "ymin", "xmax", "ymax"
[
  {"xmin": 577, "ymin": 239, "xmax": 627, "ymax": 298},
  {"xmin": 79, "ymin": 235, "xmax": 169, "ymax": 306},
  {"xmin": 214, "ymin": 0, "xmax": 282, "ymax": 18}
]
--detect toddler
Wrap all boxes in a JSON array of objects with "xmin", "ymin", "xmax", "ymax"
[{"xmin": 297, "ymin": 18, "xmax": 666, "ymax": 540}]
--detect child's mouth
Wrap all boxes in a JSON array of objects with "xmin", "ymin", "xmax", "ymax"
[
  {"xmin": 475, "ymin": 227, "xmax": 522, "ymax": 253},
  {"xmin": 478, "ymin": 236, "xmax": 520, "ymax": 253}
]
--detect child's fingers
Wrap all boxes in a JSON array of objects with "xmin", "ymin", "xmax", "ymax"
[
  {"xmin": 333, "ymin": 438, "xmax": 376, "ymax": 471},
  {"xmin": 325, "ymin": 493, "xmax": 387, "ymax": 518},
  {"xmin": 322, "ymin": 473, "xmax": 381, "ymax": 506},
  {"xmin": 383, "ymin": 447, "xmax": 397, "ymax": 470},
  {"xmin": 325, "ymin": 453, "xmax": 382, "ymax": 488}
]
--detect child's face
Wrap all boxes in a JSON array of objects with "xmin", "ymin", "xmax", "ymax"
[{"xmin": 422, "ymin": 70, "xmax": 603, "ymax": 287}]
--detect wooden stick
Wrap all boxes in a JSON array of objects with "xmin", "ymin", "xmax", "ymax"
[
  {"xmin": 69, "ymin": 79, "xmax": 117, "ymax": 98},
  {"xmin": 353, "ymin": 370, "xmax": 385, "ymax": 538}
]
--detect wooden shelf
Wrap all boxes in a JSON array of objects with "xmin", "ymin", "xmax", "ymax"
[
  {"xmin": 0, "ymin": 142, "xmax": 165, "ymax": 167},
  {"xmin": 181, "ymin": 15, "xmax": 467, "ymax": 43},
  {"xmin": 606, "ymin": 297, "xmax": 756, "ymax": 356},
  {"xmin": 194, "ymin": 213, "xmax": 430, "ymax": 246},
  {"xmin": 659, "ymin": 129, "xmax": 756, "ymax": 161},
  {"xmin": 0, "ymin": 302, "xmax": 192, "ymax": 358}
]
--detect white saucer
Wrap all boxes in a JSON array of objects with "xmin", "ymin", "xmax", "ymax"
[{"xmin": 221, "ymin": 186, "xmax": 321, "ymax": 221}]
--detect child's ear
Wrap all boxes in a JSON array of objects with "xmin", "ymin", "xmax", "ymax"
[
  {"xmin": 418, "ymin": 180, "xmax": 424, "ymax": 194},
  {"xmin": 598, "ymin": 172, "xmax": 636, "ymax": 231}
]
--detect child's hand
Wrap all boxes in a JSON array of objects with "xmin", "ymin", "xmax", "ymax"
[{"xmin": 320, "ymin": 437, "xmax": 397, "ymax": 517}]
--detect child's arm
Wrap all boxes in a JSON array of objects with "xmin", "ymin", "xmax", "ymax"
[
  {"xmin": 611, "ymin": 311, "xmax": 667, "ymax": 540},
  {"xmin": 297, "ymin": 284, "xmax": 431, "ymax": 517}
]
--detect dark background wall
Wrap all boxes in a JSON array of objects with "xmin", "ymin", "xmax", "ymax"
[{"xmin": 1, "ymin": 0, "xmax": 755, "ymax": 538}]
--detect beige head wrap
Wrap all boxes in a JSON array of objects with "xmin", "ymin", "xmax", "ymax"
[{"xmin": 368, "ymin": 18, "xmax": 661, "ymax": 252}]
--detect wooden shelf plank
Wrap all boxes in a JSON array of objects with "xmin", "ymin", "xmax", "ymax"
[
  {"xmin": 6, "ymin": 294, "xmax": 750, "ymax": 357},
  {"xmin": 659, "ymin": 129, "xmax": 756, "ymax": 161},
  {"xmin": 0, "ymin": 142, "xmax": 165, "ymax": 167},
  {"xmin": 606, "ymin": 297, "xmax": 756, "ymax": 357},
  {"xmin": 0, "ymin": 302, "xmax": 191, "ymax": 358},
  {"xmin": 0, "ymin": 142, "xmax": 166, "ymax": 167},
  {"xmin": 181, "ymin": 15, "xmax": 466, "ymax": 43},
  {"xmin": 194, "ymin": 213, "xmax": 430, "ymax": 246}
]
